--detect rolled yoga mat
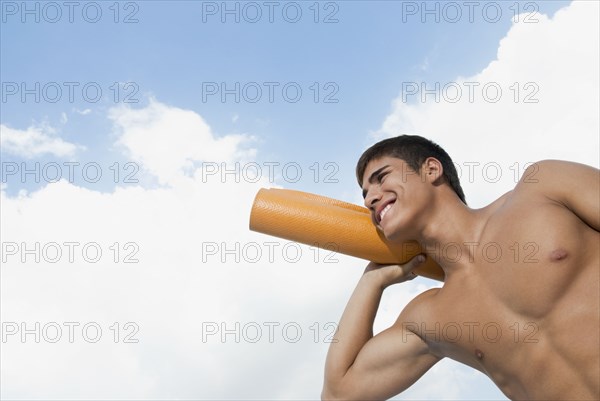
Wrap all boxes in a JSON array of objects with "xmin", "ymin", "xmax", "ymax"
[{"xmin": 249, "ymin": 188, "xmax": 445, "ymax": 282}]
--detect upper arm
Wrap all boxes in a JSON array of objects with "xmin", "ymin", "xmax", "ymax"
[
  {"xmin": 325, "ymin": 322, "xmax": 441, "ymax": 400},
  {"xmin": 520, "ymin": 160, "xmax": 600, "ymax": 231}
]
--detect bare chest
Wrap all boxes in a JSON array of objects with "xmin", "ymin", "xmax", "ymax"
[
  {"xmin": 414, "ymin": 198, "xmax": 599, "ymax": 396},
  {"xmin": 465, "ymin": 197, "xmax": 597, "ymax": 318}
]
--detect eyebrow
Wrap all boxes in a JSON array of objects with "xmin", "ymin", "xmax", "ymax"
[{"xmin": 362, "ymin": 165, "xmax": 391, "ymax": 199}]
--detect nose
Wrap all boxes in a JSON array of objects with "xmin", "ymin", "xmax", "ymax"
[{"xmin": 364, "ymin": 187, "xmax": 382, "ymax": 210}]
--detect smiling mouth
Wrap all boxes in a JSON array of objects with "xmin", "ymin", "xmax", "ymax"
[{"xmin": 378, "ymin": 200, "xmax": 395, "ymax": 225}]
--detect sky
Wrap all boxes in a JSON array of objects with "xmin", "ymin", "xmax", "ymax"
[{"xmin": 1, "ymin": 0, "xmax": 598, "ymax": 399}]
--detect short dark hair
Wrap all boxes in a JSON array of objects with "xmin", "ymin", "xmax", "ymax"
[{"xmin": 356, "ymin": 135, "xmax": 466, "ymax": 204}]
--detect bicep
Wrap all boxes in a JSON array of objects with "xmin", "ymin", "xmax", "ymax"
[
  {"xmin": 338, "ymin": 324, "xmax": 441, "ymax": 400},
  {"xmin": 523, "ymin": 160, "xmax": 600, "ymax": 231}
]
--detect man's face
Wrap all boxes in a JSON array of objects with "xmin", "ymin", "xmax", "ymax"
[{"xmin": 361, "ymin": 156, "xmax": 432, "ymax": 242}]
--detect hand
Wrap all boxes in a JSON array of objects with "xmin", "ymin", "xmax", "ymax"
[{"xmin": 363, "ymin": 254, "xmax": 426, "ymax": 289}]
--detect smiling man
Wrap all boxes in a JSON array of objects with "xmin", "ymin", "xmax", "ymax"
[{"xmin": 322, "ymin": 135, "xmax": 599, "ymax": 401}]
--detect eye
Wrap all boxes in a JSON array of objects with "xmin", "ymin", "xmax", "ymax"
[{"xmin": 377, "ymin": 172, "xmax": 387, "ymax": 183}]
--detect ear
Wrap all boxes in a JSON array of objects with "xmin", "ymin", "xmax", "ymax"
[{"xmin": 421, "ymin": 157, "xmax": 444, "ymax": 184}]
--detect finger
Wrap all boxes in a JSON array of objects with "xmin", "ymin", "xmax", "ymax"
[{"xmin": 402, "ymin": 254, "xmax": 426, "ymax": 275}]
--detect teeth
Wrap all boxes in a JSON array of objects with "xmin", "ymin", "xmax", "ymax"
[{"xmin": 379, "ymin": 203, "xmax": 392, "ymax": 222}]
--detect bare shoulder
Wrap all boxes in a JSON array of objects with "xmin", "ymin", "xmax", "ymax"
[
  {"xmin": 513, "ymin": 160, "xmax": 599, "ymax": 230},
  {"xmin": 396, "ymin": 287, "xmax": 441, "ymax": 326},
  {"xmin": 515, "ymin": 159, "xmax": 598, "ymax": 194}
]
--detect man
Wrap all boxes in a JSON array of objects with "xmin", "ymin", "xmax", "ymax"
[{"xmin": 322, "ymin": 135, "xmax": 599, "ymax": 400}]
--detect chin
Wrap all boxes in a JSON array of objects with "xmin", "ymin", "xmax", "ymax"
[
  {"xmin": 384, "ymin": 232, "xmax": 407, "ymax": 244},
  {"xmin": 381, "ymin": 217, "xmax": 416, "ymax": 244},
  {"xmin": 382, "ymin": 224, "xmax": 409, "ymax": 243}
]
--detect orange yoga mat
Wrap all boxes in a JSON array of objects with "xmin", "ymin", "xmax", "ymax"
[{"xmin": 249, "ymin": 188, "xmax": 445, "ymax": 281}]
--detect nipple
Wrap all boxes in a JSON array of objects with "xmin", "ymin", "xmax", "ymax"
[
  {"xmin": 475, "ymin": 349, "xmax": 484, "ymax": 360},
  {"xmin": 550, "ymin": 248, "xmax": 568, "ymax": 261}
]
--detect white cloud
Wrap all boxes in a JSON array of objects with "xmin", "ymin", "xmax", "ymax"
[
  {"xmin": 74, "ymin": 108, "xmax": 92, "ymax": 115},
  {"xmin": 374, "ymin": 0, "xmax": 599, "ymax": 207},
  {"xmin": 110, "ymin": 99, "xmax": 257, "ymax": 185},
  {"xmin": 0, "ymin": 123, "xmax": 82, "ymax": 159},
  {"xmin": 1, "ymin": 99, "xmax": 360, "ymax": 400}
]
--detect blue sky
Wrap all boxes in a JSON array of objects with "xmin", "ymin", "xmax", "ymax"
[
  {"xmin": 1, "ymin": 1, "xmax": 598, "ymax": 400},
  {"xmin": 2, "ymin": 0, "xmax": 570, "ymax": 197}
]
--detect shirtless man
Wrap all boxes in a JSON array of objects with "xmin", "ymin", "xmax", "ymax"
[{"xmin": 321, "ymin": 135, "xmax": 599, "ymax": 400}]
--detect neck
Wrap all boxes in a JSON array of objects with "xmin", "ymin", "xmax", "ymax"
[{"xmin": 417, "ymin": 193, "xmax": 491, "ymax": 276}]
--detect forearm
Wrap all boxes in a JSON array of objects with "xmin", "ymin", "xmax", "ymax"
[{"xmin": 324, "ymin": 272, "xmax": 384, "ymax": 385}]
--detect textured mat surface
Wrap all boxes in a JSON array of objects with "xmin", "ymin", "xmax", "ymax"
[{"xmin": 249, "ymin": 188, "xmax": 444, "ymax": 281}]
